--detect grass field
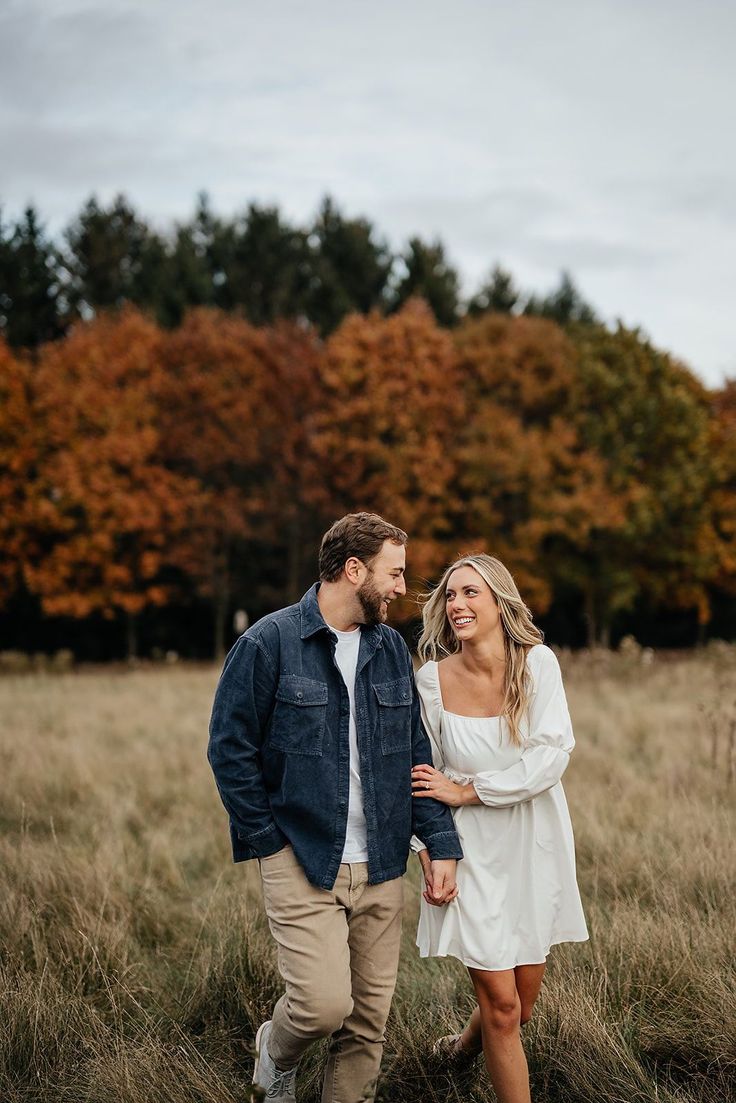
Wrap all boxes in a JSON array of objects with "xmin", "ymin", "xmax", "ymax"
[{"xmin": 1, "ymin": 647, "xmax": 734, "ymax": 1102}]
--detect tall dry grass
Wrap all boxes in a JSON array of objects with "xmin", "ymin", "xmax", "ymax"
[{"xmin": 0, "ymin": 647, "xmax": 734, "ymax": 1102}]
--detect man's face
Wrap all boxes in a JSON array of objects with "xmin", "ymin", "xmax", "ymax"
[{"xmin": 357, "ymin": 540, "xmax": 407, "ymax": 626}]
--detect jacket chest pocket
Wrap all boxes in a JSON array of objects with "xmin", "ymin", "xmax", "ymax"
[
  {"xmin": 270, "ymin": 676, "xmax": 328, "ymax": 756},
  {"xmin": 373, "ymin": 677, "xmax": 412, "ymax": 754}
]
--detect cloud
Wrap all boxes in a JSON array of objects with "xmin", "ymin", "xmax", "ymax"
[
  {"xmin": 0, "ymin": 0, "xmax": 734, "ymax": 385},
  {"xmin": 0, "ymin": 3, "xmax": 158, "ymax": 108}
]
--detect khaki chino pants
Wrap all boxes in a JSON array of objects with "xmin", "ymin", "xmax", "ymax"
[{"xmin": 259, "ymin": 845, "xmax": 404, "ymax": 1103}]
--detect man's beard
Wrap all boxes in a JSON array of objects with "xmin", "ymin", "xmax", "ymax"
[{"xmin": 357, "ymin": 574, "xmax": 386, "ymax": 627}]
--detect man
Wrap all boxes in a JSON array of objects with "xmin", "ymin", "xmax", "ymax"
[{"xmin": 208, "ymin": 512, "xmax": 462, "ymax": 1103}]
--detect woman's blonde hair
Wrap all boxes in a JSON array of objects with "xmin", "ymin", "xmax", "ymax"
[{"xmin": 417, "ymin": 555, "xmax": 543, "ymax": 745}]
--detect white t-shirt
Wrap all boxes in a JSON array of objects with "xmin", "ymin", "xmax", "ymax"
[{"xmin": 328, "ymin": 624, "xmax": 369, "ymax": 863}]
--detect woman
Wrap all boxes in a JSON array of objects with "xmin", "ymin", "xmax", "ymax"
[{"xmin": 411, "ymin": 555, "xmax": 588, "ymax": 1103}]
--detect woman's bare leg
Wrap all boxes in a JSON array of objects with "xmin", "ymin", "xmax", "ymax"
[
  {"xmin": 514, "ymin": 963, "xmax": 545, "ymax": 1025},
  {"xmin": 468, "ymin": 968, "xmax": 530, "ymax": 1103},
  {"xmin": 459, "ymin": 960, "xmax": 545, "ymax": 1052},
  {"xmin": 458, "ymin": 1004, "xmax": 483, "ymax": 1053}
]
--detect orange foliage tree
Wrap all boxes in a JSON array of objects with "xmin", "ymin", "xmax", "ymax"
[
  {"xmin": 2, "ymin": 294, "xmax": 733, "ymax": 655},
  {"xmin": 310, "ymin": 300, "xmax": 463, "ymax": 612},
  {"xmin": 254, "ymin": 321, "xmax": 325, "ymax": 605},
  {"xmin": 158, "ymin": 309, "xmax": 276, "ymax": 655},
  {"xmin": 0, "ymin": 341, "xmax": 38, "ymax": 607},
  {"xmin": 452, "ymin": 313, "xmax": 620, "ymax": 617},
  {"xmin": 23, "ymin": 308, "xmax": 195, "ymax": 656}
]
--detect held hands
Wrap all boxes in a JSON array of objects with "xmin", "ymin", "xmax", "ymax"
[
  {"xmin": 418, "ymin": 850, "xmax": 458, "ymax": 907},
  {"xmin": 412, "ymin": 764, "xmax": 478, "ymax": 807}
]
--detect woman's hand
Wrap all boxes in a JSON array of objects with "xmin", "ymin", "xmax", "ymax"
[{"xmin": 412, "ymin": 764, "xmax": 478, "ymax": 807}]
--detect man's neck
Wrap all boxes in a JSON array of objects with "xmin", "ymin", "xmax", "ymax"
[{"xmin": 317, "ymin": 581, "xmax": 362, "ymax": 632}]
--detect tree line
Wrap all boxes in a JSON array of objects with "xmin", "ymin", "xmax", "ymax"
[
  {"xmin": 0, "ymin": 193, "xmax": 598, "ymax": 351},
  {"xmin": 1, "ymin": 292, "xmax": 734, "ymax": 659}
]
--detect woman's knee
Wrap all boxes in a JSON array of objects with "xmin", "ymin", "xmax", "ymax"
[{"xmin": 479, "ymin": 992, "xmax": 522, "ymax": 1034}]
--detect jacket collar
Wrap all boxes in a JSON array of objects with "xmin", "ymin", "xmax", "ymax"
[
  {"xmin": 299, "ymin": 583, "xmax": 383, "ymax": 653},
  {"xmin": 299, "ymin": 583, "xmax": 330, "ymax": 639}
]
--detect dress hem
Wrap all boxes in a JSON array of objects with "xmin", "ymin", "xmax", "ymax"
[{"xmin": 416, "ymin": 933, "xmax": 589, "ymax": 972}]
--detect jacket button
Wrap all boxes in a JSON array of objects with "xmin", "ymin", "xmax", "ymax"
[{"xmin": 296, "ymin": 692, "xmax": 303, "ymax": 699}]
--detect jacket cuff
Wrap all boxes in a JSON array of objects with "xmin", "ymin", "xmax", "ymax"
[
  {"xmin": 238, "ymin": 821, "xmax": 289, "ymax": 858},
  {"xmin": 422, "ymin": 830, "xmax": 463, "ymax": 862}
]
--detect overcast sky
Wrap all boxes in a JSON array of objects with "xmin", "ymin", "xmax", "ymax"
[{"xmin": 1, "ymin": 0, "xmax": 734, "ymax": 385}]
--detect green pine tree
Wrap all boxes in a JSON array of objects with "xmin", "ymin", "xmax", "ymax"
[
  {"xmin": 0, "ymin": 206, "xmax": 65, "ymax": 349},
  {"xmin": 391, "ymin": 237, "xmax": 460, "ymax": 326}
]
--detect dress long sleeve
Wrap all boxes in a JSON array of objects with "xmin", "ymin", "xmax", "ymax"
[{"xmin": 472, "ymin": 647, "xmax": 574, "ymax": 807}]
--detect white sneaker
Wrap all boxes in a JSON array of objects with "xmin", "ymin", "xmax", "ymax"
[{"xmin": 253, "ymin": 1020, "xmax": 298, "ymax": 1102}]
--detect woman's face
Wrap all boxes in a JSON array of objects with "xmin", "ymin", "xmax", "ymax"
[{"xmin": 445, "ymin": 565, "xmax": 501, "ymax": 643}]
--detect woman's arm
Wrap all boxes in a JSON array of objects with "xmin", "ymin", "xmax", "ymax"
[{"xmin": 472, "ymin": 648, "xmax": 573, "ymax": 806}]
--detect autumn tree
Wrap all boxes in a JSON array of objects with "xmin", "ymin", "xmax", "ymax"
[
  {"xmin": 567, "ymin": 323, "xmax": 717, "ymax": 642},
  {"xmin": 23, "ymin": 308, "xmax": 195, "ymax": 657},
  {"xmin": 310, "ymin": 300, "xmax": 462, "ymax": 602},
  {"xmin": 158, "ymin": 309, "xmax": 289, "ymax": 655},
  {"xmin": 254, "ymin": 322, "xmax": 325, "ymax": 604},
  {"xmin": 0, "ymin": 340, "xmax": 38, "ymax": 606},
  {"xmin": 452, "ymin": 313, "xmax": 619, "ymax": 615}
]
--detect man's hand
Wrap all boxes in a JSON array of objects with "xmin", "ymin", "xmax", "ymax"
[
  {"xmin": 418, "ymin": 848, "xmax": 434, "ymax": 902},
  {"xmin": 420, "ymin": 855, "xmax": 458, "ymax": 907}
]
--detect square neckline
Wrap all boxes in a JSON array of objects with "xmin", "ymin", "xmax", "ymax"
[{"xmin": 433, "ymin": 660, "xmax": 502, "ymax": 721}]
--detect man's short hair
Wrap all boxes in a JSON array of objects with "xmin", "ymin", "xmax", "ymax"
[{"xmin": 319, "ymin": 513, "xmax": 408, "ymax": 582}]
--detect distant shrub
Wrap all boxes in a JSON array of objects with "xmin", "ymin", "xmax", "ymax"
[
  {"xmin": 0, "ymin": 650, "xmax": 74, "ymax": 675},
  {"xmin": 0, "ymin": 651, "xmax": 32, "ymax": 673}
]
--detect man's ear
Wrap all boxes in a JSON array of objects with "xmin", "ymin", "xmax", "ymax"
[{"xmin": 344, "ymin": 557, "xmax": 364, "ymax": 586}]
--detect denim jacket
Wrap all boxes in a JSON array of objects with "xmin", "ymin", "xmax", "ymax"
[{"xmin": 208, "ymin": 584, "xmax": 463, "ymax": 889}]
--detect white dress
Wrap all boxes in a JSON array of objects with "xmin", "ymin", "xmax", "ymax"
[{"xmin": 414, "ymin": 645, "xmax": 588, "ymax": 971}]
